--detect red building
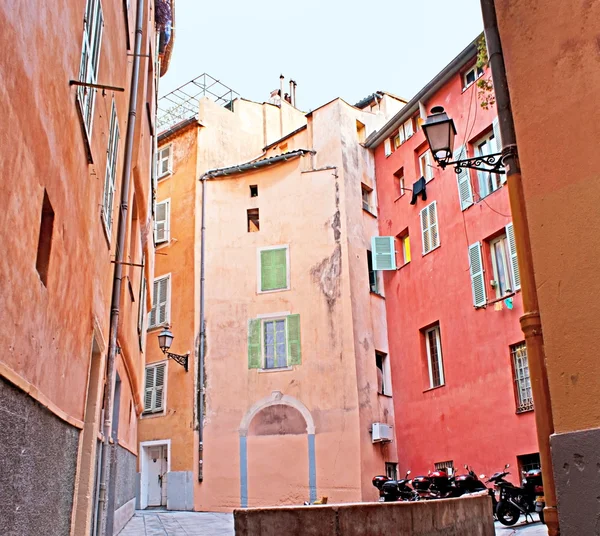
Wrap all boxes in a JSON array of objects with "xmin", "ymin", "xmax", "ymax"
[{"xmin": 366, "ymin": 38, "xmax": 539, "ymax": 481}]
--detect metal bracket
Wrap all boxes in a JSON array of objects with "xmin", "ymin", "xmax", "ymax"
[
  {"xmin": 69, "ymin": 80, "xmax": 125, "ymax": 92},
  {"xmin": 440, "ymin": 152, "xmax": 506, "ymax": 175},
  {"xmin": 165, "ymin": 351, "xmax": 189, "ymax": 372}
]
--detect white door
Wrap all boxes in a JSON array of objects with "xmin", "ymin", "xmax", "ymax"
[{"xmin": 147, "ymin": 445, "xmax": 167, "ymax": 506}]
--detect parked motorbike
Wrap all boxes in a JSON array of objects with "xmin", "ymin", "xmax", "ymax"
[
  {"xmin": 372, "ymin": 471, "xmax": 419, "ymax": 502},
  {"xmin": 488, "ymin": 464, "xmax": 545, "ymax": 526},
  {"xmin": 457, "ymin": 465, "xmax": 498, "ymax": 518}
]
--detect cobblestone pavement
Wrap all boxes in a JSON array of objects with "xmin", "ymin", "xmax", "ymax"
[
  {"xmin": 119, "ymin": 509, "xmax": 546, "ymax": 535},
  {"xmin": 118, "ymin": 511, "xmax": 234, "ymax": 536}
]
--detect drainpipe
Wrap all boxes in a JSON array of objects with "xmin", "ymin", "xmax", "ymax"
[
  {"xmin": 480, "ymin": 1, "xmax": 559, "ymax": 534},
  {"xmin": 97, "ymin": 0, "xmax": 145, "ymax": 534},
  {"xmin": 279, "ymin": 74, "xmax": 284, "ymax": 138},
  {"xmin": 197, "ymin": 176, "xmax": 207, "ymax": 481}
]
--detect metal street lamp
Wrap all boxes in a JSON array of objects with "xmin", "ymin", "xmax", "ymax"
[
  {"xmin": 422, "ymin": 106, "xmax": 505, "ymax": 175},
  {"xmin": 158, "ymin": 327, "xmax": 189, "ymax": 371}
]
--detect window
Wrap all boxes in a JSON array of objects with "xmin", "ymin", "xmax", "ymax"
[
  {"xmin": 102, "ymin": 101, "xmax": 120, "ymax": 235},
  {"xmin": 393, "ymin": 132, "xmax": 401, "ymax": 150},
  {"xmin": 384, "ymin": 138, "xmax": 392, "ymax": 157},
  {"xmin": 420, "ymin": 202, "xmax": 439, "ymax": 255},
  {"xmin": 36, "ymin": 190, "xmax": 55, "ymax": 286},
  {"xmin": 157, "ymin": 144, "xmax": 172, "ymax": 178},
  {"xmin": 475, "ymin": 131, "xmax": 500, "ymax": 198},
  {"xmin": 398, "ymin": 231, "xmax": 411, "ymax": 265},
  {"xmin": 517, "ymin": 453, "xmax": 540, "ymax": 473},
  {"xmin": 463, "ymin": 64, "xmax": 484, "ymax": 89},
  {"xmin": 143, "ymin": 362, "xmax": 166, "ymax": 414},
  {"xmin": 356, "ymin": 120, "xmax": 366, "ymax": 143},
  {"xmin": 148, "ymin": 274, "xmax": 170, "ymax": 329},
  {"xmin": 367, "ymin": 251, "xmax": 379, "ymax": 294},
  {"xmin": 394, "ymin": 168, "xmax": 405, "ymax": 197},
  {"xmin": 155, "ymin": 199, "xmax": 170, "ymax": 244},
  {"xmin": 425, "ymin": 325, "xmax": 444, "ymax": 388},
  {"xmin": 489, "ymin": 223, "xmax": 520, "ymax": 298},
  {"xmin": 414, "ymin": 115, "xmax": 423, "ymax": 132},
  {"xmin": 361, "ymin": 184, "xmax": 374, "ymax": 214},
  {"xmin": 250, "ymin": 185, "xmax": 258, "ymax": 197},
  {"xmin": 394, "ymin": 119, "xmax": 414, "ymax": 148},
  {"xmin": 385, "ymin": 463, "xmax": 398, "ymax": 480},
  {"xmin": 77, "ymin": 0, "xmax": 104, "ymax": 137},
  {"xmin": 434, "ymin": 460, "xmax": 454, "ymax": 476},
  {"xmin": 512, "ymin": 342, "xmax": 533, "ymax": 412},
  {"xmin": 376, "ymin": 351, "xmax": 391, "ymax": 396},
  {"xmin": 247, "ymin": 208, "xmax": 260, "ymax": 232},
  {"xmin": 248, "ymin": 314, "xmax": 301, "ymax": 369},
  {"xmin": 258, "ymin": 246, "xmax": 289, "ymax": 292},
  {"xmin": 419, "ymin": 150, "xmax": 434, "ymax": 182}
]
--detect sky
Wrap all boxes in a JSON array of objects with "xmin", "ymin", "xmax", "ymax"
[{"xmin": 159, "ymin": 0, "xmax": 484, "ymax": 112}]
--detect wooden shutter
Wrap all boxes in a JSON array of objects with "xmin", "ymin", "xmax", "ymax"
[
  {"xmin": 506, "ymin": 223, "xmax": 521, "ymax": 290},
  {"xmin": 424, "ymin": 151, "xmax": 434, "ymax": 182},
  {"xmin": 469, "ymin": 242, "xmax": 487, "ymax": 307},
  {"xmin": 154, "ymin": 363, "xmax": 166, "ymax": 411},
  {"xmin": 429, "ymin": 202, "xmax": 439, "ymax": 249},
  {"xmin": 384, "ymin": 139, "xmax": 391, "ymax": 156},
  {"xmin": 143, "ymin": 365, "xmax": 155, "ymax": 412},
  {"xmin": 157, "ymin": 276, "xmax": 169, "ymax": 325},
  {"xmin": 149, "ymin": 279, "xmax": 159, "ymax": 327},
  {"xmin": 421, "ymin": 205, "xmax": 431, "ymax": 254},
  {"xmin": 287, "ymin": 314, "xmax": 301, "ymax": 365},
  {"xmin": 371, "ymin": 236, "xmax": 397, "ymax": 270},
  {"xmin": 248, "ymin": 318, "xmax": 262, "ymax": 369},
  {"xmin": 454, "ymin": 146, "xmax": 473, "ymax": 210},
  {"xmin": 155, "ymin": 200, "xmax": 169, "ymax": 243},
  {"xmin": 260, "ymin": 248, "xmax": 287, "ymax": 291}
]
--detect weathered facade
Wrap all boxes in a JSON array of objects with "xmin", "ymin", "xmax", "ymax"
[
  {"xmin": 137, "ymin": 85, "xmax": 406, "ymax": 510},
  {"xmin": 492, "ymin": 0, "xmax": 600, "ymax": 532},
  {"xmin": 0, "ymin": 0, "xmax": 172, "ymax": 534},
  {"xmin": 366, "ymin": 40, "xmax": 538, "ymax": 481}
]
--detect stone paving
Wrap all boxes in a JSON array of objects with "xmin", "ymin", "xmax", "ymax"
[{"xmin": 119, "ymin": 509, "xmax": 547, "ymax": 535}]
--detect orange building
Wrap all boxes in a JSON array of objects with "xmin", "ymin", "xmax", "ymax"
[
  {"xmin": 0, "ymin": 1, "xmax": 173, "ymax": 535},
  {"xmin": 137, "ymin": 81, "xmax": 406, "ymax": 510}
]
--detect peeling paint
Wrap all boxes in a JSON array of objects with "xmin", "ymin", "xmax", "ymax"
[{"xmin": 310, "ymin": 244, "xmax": 342, "ymax": 311}]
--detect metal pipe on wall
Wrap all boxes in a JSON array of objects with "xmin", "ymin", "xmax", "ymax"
[
  {"xmin": 96, "ymin": 0, "xmax": 146, "ymax": 533},
  {"xmin": 479, "ymin": 1, "xmax": 559, "ymax": 534},
  {"xmin": 197, "ymin": 176, "xmax": 207, "ymax": 481}
]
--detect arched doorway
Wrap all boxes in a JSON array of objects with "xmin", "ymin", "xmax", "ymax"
[{"xmin": 239, "ymin": 391, "xmax": 316, "ymax": 507}]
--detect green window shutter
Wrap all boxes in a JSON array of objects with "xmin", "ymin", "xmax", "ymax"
[
  {"xmin": 248, "ymin": 318, "xmax": 262, "ymax": 369},
  {"xmin": 287, "ymin": 314, "xmax": 301, "ymax": 366},
  {"xmin": 261, "ymin": 248, "xmax": 287, "ymax": 291},
  {"xmin": 371, "ymin": 236, "xmax": 397, "ymax": 270}
]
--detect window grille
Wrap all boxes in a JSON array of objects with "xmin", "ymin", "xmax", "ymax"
[{"xmin": 512, "ymin": 342, "xmax": 534, "ymax": 412}]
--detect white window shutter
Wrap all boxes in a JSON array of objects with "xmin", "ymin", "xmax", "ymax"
[
  {"xmin": 506, "ymin": 223, "xmax": 521, "ymax": 290},
  {"xmin": 384, "ymin": 139, "xmax": 391, "ymax": 156},
  {"xmin": 421, "ymin": 205, "xmax": 431, "ymax": 254},
  {"xmin": 154, "ymin": 363, "xmax": 166, "ymax": 411},
  {"xmin": 425, "ymin": 151, "xmax": 434, "ymax": 182},
  {"xmin": 149, "ymin": 279, "xmax": 159, "ymax": 327},
  {"xmin": 155, "ymin": 200, "xmax": 169, "ymax": 243},
  {"xmin": 429, "ymin": 202, "xmax": 439, "ymax": 249},
  {"xmin": 404, "ymin": 119, "xmax": 414, "ymax": 139},
  {"xmin": 454, "ymin": 146, "xmax": 473, "ymax": 210},
  {"xmin": 144, "ymin": 366, "xmax": 155, "ymax": 412},
  {"xmin": 371, "ymin": 236, "xmax": 397, "ymax": 270},
  {"xmin": 158, "ymin": 277, "xmax": 169, "ymax": 325},
  {"xmin": 469, "ymin": 242, "xmax": 487, "ymax": 307}
]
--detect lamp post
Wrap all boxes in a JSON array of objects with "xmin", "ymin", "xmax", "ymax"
[{"xmin": 158, "ymin": 327, "xmax": 189, "ymax": 372}]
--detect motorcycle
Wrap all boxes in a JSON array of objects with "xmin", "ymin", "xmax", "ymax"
[
  {"xmin": 488, "ymin": 464, "xmax": 545, "ymax": 526},
  {"xmin": 372, "ymin": 471, "xmax": 419, "ymax": 502},
  {"xmin": 456, "ymin": 465, "xmax": 498, "ymax": 518}
]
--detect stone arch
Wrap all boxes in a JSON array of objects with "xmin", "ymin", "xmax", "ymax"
[{"xmin": 239, "ymin": 391, "xmax": 317, "ymax": 507}]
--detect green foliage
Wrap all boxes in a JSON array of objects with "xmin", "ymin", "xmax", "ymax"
[{"xmin": 475, "ymin": 33, "xmax": 496, "ymax": 110}]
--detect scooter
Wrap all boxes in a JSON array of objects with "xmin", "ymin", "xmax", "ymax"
[
  {"xmin": 457, "ymin": 465, "xmax": 498, "ymax": 518},
  {"xmin": 372, "ymin": 471, "xmax": 419, "ymax": 502}
]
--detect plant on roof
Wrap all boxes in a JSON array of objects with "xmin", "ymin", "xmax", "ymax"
[{"xmin": 476, "ymin": 34, "xmax": 496, "ymax": 110}]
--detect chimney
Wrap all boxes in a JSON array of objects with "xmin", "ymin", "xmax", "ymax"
[
  {"xmin": 289, "ymin": 80, "xmax": 294, "ymax": 106},
  {"xmin": 291, "ymin": 80, "xmax": 297, "ymax": 108},
  {"xmin": 279, "ymin": 74, "xmax": 285, "ymax": 101}
]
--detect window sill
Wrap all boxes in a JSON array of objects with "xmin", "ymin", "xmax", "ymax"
[
  {"xmin": 75, "ymin": 95, "xmax": 94, "ymax": 164},
  {"xmin": 257, "ymin": 287, "xmax": 290, "ymax": 295},
  {"xmin": 257, "ymin": 366, "xmax": 293, "ymax": 374},
  {"xmin": 155, "ymin": 239, "xmax": 171, "ymax": 250},
  {"xmin": 423, "ymin": 384, "xmax": 446, "ymax": 393},
  {"xmin": 362, "ymin": 207, "xmax": 378, "ymax": 218},
  {"xmin": 370, "ymin": 291, "xmax": 385, "ymax": 300},
  {"xmin": 377, "ymin": 392, "xmax": 393, "ymax": 398},
  {"xmin": 422, "ymin": 244, "xmax": 440, "ymax": 257},
  {"xmin": 158, "ymin": 172, "xmax": 173, "ymax": 181},
  {"xmin": 147, "ymin": 323, "xmax": 169, "ymax": 333},
  {"xmin": 516, "ymin": 406, "xmax": 534, "ymax": 415},
  {"xmin": 140, "ymin": 411, "xmax": 166, "ymax": 419},
  {"xmin": 396, "ymin": 261, "xmax": 410, "ymax": 271}
]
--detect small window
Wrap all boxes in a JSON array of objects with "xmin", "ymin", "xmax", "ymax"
[
  {"xmin": 157, "ymin": 144, "xmax": 172, "ymax": 178},
  {"xmin": 384, "ymin": 139, "xmax": 392, "ymax": 157},
  {"xmin": 397, "ymin": 231, "xmax": 410, "ymax": 266},
  {"xmin": 425, "ymin": 324, "xmax": 444, "ymax": 388},
  {"xmin": 403, "ymin": 118, "xmax": 414, "ymax": 140},
  {"xmin": 517, "ymin": 453, "xmax": 540, "ymax": 473},
  {"xmin": 475, "ymin": 131, "xmax": 500, "ymax": 198},
  {"xmin": 489, "ymin": 224, "xmax": 520, "ymax": 298},
  {"xmin": 149, "ymin": 274, "xmax": 170, "ymax": 329},
  {"xmin": 414, "ymin": 115, "xmax": 423, "ymax": 132},
  {"xmin": 385, "ymin": 462, "xmax": 398, "ymax": 480},
  {"xmin": 376, "ymin": 351, "xmax": 391, "ymax": 396},
  {"xmin": 463, "ymin": 64, "xmax": 484, "ymax": 89},
  {"xmin": 247, "ymin": 208, "xmax": 260, "ymax": 232},
  {"xmin": 434, "ymin": 460, "xmax": 454, "ymax": 476},
  {"xmin": 420, "ymin": 202, "xmax": 439, "ymax": 255},
  {"xmin": 361, "ymin": 184, "xmax": 373, "ymax": 213},
  {"xmin": 250, "ymin": 185, "xmax": 258, "ymax": 197},
  {"xmin": 102, "ymin": 101, "xmax": 120, "ymax": 235},
  {"xmin": 155, "ymin": 199, "xmax": 170, "ymax": 244},
  {"xmin": 419, "ymin": 150, "xmax": 434, "ymax": 182},
  {"xmin": 248, "ymin": 314, "xmax": 301, "ymax": 369},
  {"xmin": 143, "ymin": 362, "xmax": 166, "ymax": 414},
  {"xmin": 356, "ymin": 120, "xmax": 366, "ymax": 143},
  {"xmin": 36, "ymin": 190, "xmax": 55, "ymax": 286},
  {"xmin": 393, "ymin": 133, "xmax": 401, "ymax": 149},
  {"xmin": 394, "ymin": 168, "xmax": 405, "ymax": 197},
  {"xmin": 367, "ymin": 250, "xmax": 380, "ymax": 294},
  {"xmin": 259, "ymin": 247, "xmax": 288, "ymax": 292},
  {"xmin": 512, "ymin": 342, "xmax": 533, "ymax": 413}
]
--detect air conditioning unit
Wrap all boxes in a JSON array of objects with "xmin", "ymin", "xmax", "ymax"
[{"xmin": 371, "ymin": 423, "xmax": 393, "ymax": 443}]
